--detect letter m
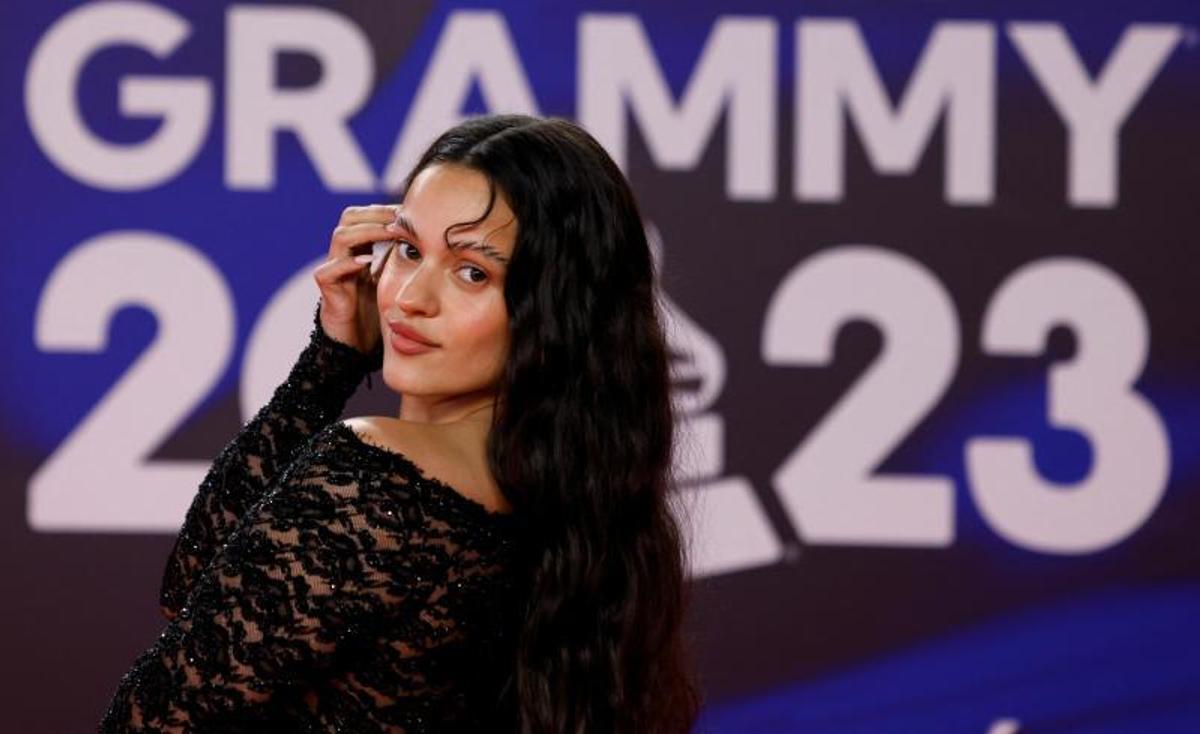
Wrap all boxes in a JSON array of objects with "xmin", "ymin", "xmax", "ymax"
[
  {"xmin": 797, "ymin": 19, "xmax": 994, "ymax": 205},
  {"xmin": 579, "ymin": 14, "xmax": 776, "ymax": 201}
]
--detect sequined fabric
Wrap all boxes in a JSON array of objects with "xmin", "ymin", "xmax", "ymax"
[{"xmin": 98, "ymin": 301, "xmax": 521, "ymax": 733}]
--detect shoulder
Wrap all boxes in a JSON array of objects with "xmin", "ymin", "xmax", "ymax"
[
  {"xmin": 339, "ymin": 416, "xmax": 461, "ymax": 477},
  {"xmin": 341, "ymin": 415, "xmax": 438, "ymax": 455},
  {"xmin": 338, "ymin": 416, "xmax": 512, "ymax": 515}
]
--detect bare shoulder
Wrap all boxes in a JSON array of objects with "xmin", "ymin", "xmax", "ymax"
[{"xmin": 340, "ymin": 416, "xmax": 511, "ymax": 514}]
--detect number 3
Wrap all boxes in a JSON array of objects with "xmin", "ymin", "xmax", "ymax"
[{"xmin": 967, "ymin": 259, "xmax": 1169, "ymax": 554}]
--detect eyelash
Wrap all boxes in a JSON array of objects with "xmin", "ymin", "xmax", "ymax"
[{"xmin": 395, "ymin": 241, "xmax": 489, "ymax": 285}]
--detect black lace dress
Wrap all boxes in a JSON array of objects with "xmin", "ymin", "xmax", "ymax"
[{"xmin": 98, "ymin": 303, "xmax": 523, "ymax": 733}]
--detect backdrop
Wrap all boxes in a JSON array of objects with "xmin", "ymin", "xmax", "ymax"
[{"xmin": 2, "ymin": 1, "xmax": 1197, "ymax": 731}]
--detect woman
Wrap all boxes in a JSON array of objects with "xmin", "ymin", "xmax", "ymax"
[{"xmin": 99, "ymin": 114, "xmax": 700, "ymax": 732}]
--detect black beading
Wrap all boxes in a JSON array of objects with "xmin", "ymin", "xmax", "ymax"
[{"xmin": 99, "ymin": 301, "xmax": 520, "ymax": 733}]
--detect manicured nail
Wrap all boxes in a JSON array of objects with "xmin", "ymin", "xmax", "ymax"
[{"xmin": 354, "ymin": 254, "xmax": 373, "ymax": 263}]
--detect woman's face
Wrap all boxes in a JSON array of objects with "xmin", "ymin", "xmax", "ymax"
[{"xmin": 376, "ymin": 163, "xmax": 515, "ymax": 405}]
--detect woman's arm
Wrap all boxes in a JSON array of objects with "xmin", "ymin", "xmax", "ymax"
[
  {"xmin": 101, "ymin": 437, "xmax": 429, "ymax": 732},
  {"xmin": 157, "ymin": 300, "xmax": 382, "ymax": 620}
]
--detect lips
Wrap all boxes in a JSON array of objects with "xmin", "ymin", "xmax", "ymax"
[
  {"xmin": 388, "ymin": 321, "xmax": 437, "ymax": 346},
  {"xmin": 387, "ymin": 320, "xmax": 439, "ymax": 348}
]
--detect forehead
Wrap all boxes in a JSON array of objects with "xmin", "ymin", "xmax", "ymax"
[{"xmin": 403, "ymin": 163, "xmax": 516, "ymax": 244}]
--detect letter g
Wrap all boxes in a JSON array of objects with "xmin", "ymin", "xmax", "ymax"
[{"xmin": 25, "ymin": 1, "xmax": 212, "ymax": 190}]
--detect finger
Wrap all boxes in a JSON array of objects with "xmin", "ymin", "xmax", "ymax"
[
  {"xmin": 329, "ymin": 221, "xmax": 394, "ymax": 257},
  {"xmin": 338, "ymin": 203, "xmax": 401, "ymax": 227},
  {"xmin": 313, "ymin": 250, "xmax": 373, "ymax": 286}
]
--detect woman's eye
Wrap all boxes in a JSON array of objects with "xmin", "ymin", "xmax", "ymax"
[
  {"xmin": 457, "ymin": 265, "xmax": 488, "ymax": 284},
  {"xmin": 397, "ymin": 241, "xmax": 420, "ymax": 261}
]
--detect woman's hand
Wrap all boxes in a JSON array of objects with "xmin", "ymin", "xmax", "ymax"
[{"xmin": 313, "ymin": 204, "xmax": 399, "ymax": 353}]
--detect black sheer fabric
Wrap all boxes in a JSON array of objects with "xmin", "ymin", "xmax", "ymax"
[{"xmin": 99, "ymin": 302, "xmax": 522, "ymax": 733}]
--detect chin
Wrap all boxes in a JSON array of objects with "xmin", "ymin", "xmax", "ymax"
[{"xmin": 382, "ymin": 368, "xmax": 430, "ymax": 393}]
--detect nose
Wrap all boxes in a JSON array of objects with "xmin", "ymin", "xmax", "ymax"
[{"xmin": 394, "ymin": 261, "xmax": 439, "ymax": 317}]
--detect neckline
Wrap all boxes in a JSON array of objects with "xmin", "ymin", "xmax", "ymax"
[{"xmin": 327, "ymin": 421, "xmax": 516, "ymax": 525}]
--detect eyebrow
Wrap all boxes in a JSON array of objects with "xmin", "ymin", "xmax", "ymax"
[{"xmin": 394, "ymin": 212, "xmax": 510, "ymax": 267}]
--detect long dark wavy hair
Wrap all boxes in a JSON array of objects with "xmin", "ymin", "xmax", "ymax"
[{"xmin": 396, "ymin": 114, "xmax": 701, "ymax": 732}]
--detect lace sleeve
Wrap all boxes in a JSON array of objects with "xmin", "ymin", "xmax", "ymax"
[
  {"xmin": 99, "ymin": 427, "xmax": 518, "ymax": 733},
  {"xmin": 158, "ymin": 301, "xmax": 383, "ymax": 620},
  {"xmin": 100, "ymin": 440, "xmax": 409, "ymax": 731}
]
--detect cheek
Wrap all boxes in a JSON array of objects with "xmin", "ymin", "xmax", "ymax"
[
  {"xmin": 458, "ymin": 299, "xmax": 509, "ymax": 363},
  {"xmin": 376, "ymin": 264, "xmax": 405, "ymax": 311}
]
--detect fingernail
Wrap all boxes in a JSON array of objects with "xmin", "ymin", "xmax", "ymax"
[{"xmin": 354, "ymin": 254, "xmax": 373, "ymax": 263}]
